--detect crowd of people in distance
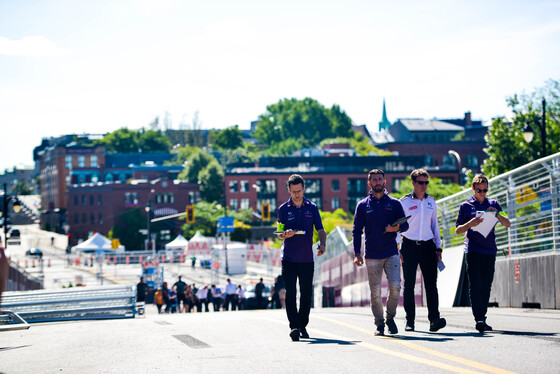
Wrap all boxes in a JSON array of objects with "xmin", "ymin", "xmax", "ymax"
[{"xmin": 137, "ymin": 275, "xmax": 286, "ymax": 314}]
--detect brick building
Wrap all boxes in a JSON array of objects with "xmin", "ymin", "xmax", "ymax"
[
  {"xmin": 67, "ymin": 178, "xmax": 199, "ymax": 247},
  {"xmin": 224, "ymin": 155, "xmax": 458, "ymax": 218}
]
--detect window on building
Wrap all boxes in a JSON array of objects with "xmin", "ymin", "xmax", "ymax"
[
  {"xmin": 74, "ymin": 213, "xmax": 79, "ymax": 224},
  {"xmin": 258, "ymin": 179, "xmax": 277, "ymax": 195},
  {"xmin": 230, "ymin": 199, "xmax": 239, "ymax": 211},
  {"xmin": 98, "ymin": 214, "xmax": 103, "ymax": 225},
  {"xmin": 443, "ymin": 155, "xmax": 455, "ymax": 166},
  {"xmin": 425, "ymin": 155, "xmax": 434, "ymax": 166},
  {"xmin": 90, "ymin": 155, "xmax": 98, "ymax": 168},
  {"xmin": 306, "ymin": 179, "xmax": 321, "ymax": 194},
  {"xmin": 229, "ymin": 181, "xmax": 238, "ymax": 193},
  {"xmin": 89, "ymin": 195, "xmax": 94, "ymax": 205},
  {"xmin": 240, "ymin": 180, "xmax": 249, "ymax": 192},
  {"xmin": 156, "ymin": 194, "xmax": 161, "ymax": 204},
  {"xmin": 74, "ymin": 195, "xmax": 78, "ymax": 206},
  {"xmin": 125, "ymin": 192, "xmax": 139, "ymax": 206},
  {"xmin": 331, "ymin": 197, "xmax": 340, "ymax": 210},
  {"xmin": 82, "ymin": 195, "xmax": 87, "ymax": 206},
  {"xmin": 331, "ymin": 180, "xmax": 339, "ymax": 191},
  {"xmin": 240, "ymin": 198, "xmax": 250, "ymax": 210},
  {"xmin": 392, "ymin": 178, "xmax": 406, "ymax": 192},
  {"xmin": 82, "ymin": 213, "xmax": 87, "ymax": 224},
  {"xmin": 466, "ymin": 154, "xmax": 479, "ymax": 168},
  {"xmin": 168, "ymin": 193, "xmax": 174, "ymax": 204},
  {"xmin": 90, "ymin": 213, "xmax": 95, "ymax": 225},
  {"xmin": 78, "ymin": 155, "xmax": 85, "ymax": 168},
  {"xmin": 98, "ymin": 195, "xmax": 102, "ymax": 206},
  {"xmin": 65, "ymin": 156, "xmax": 72, "ymax": 169},
  {"xmin": 347, "ymin": 178, "xmax": 366, "ymax": 194}
]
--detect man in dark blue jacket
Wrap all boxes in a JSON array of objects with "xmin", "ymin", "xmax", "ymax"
[{"xmin": 353, "ymin": 169, "xmax": 408, "ymax": 336}]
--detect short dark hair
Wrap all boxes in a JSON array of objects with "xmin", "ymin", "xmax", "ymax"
[
  {"xmin": 472, "ymin": 174, "xmax": 488, "ymax": 187},
  {"xmin": 410, "ymin": 168, "xmax": 430, "ymax": 181},
  {"xmin": 287, "ymin": 174, "xmax": 305, "ymax": 189},
  {"xmin": 368, "ymin": 169, "xmax": 385, "ymax": 181}
]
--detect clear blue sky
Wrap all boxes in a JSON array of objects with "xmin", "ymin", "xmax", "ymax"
[{"xmin": 1, "ymin": 0, "xmax": 559, "ymax": 172}]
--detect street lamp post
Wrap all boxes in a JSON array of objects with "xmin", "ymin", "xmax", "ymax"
[
  {"xmin": 145, "ymin": 201, "xmax": 152, "ymax": 254},
  {"xmin": 523, "ymin": 98, "xmax": 547, "ymax": 158},
  {"xmin": 1, "ymin": 183, "xmax": 21, "ymax": 248},
  {"xmin": 447, "ymin": 150, "xmax": 464, "ymax": 184}
]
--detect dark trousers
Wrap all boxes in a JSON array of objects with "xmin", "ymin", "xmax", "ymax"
[
  {"xmin": 466, "ymin": 252, "xmax": 496, "ymax": 322},
  {"xmin": 197, "ymin": 299, "xmax": 209, "ymax": 312},
  {"xmin": 282, "ymin": 260, "xmax": 314, "ymax": 330},
  {"xmin": 224, "ymin": 294, "xmax": 236, "ymax": 311},
  {"xmin": 401, "ymin": 238, "xmax": 440, "ymax": 323}
]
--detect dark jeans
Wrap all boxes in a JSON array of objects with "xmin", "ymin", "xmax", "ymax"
[
  {"xmin": 282, "ymin": 260, "xmax": 314, "ymax": 330},
  {"xmin": 197, "ymin": 299, "xmax": 209, "ymax": 312},
  {"xmin": 466, "ymin": 252, "xmax": 496, "ymax": 322},
  {"xmin": 224, "ymin": 294, "xmax": 237, "ymax": 311},
  {"xmin": 401, "ymin": 238, "xmax": 440, "ymax": 323}
]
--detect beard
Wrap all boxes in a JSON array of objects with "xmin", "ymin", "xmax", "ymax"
[{"xmin": 373, "ymin": 184, "xmax": 384, "ymax": 193}]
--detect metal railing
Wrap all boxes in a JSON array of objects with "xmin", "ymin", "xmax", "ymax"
[
  {"xmin": 1, "ymin": 285, "xmax": 137, "ymax": 323},
  {"xmin": 438, "ymin": 152, "xmax": 560, "ymax": 256}
]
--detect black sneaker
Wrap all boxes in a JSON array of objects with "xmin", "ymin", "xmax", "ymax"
[
  {"xmin": 429, "ymin": 318, "xmax": 447, "ymax": 332},
  {"xmin": 300, "ymin": 328, "xmax": 310, "ymax": 339},
  {"xmin": 405, "ymin": 322, "xmax": 415, "ymax": 331},
  {"xmin": 375, "ymin": 323, "xmax": 385, "ymax": 336},
  {"xmin": 386, "ymin": 319, "xmax": 398, "ymax": 334},
  {"xmin": 475, "ymin": 321, "xmax": 486, "ymax": 333},
  {"xmin": 483, "ymin": 322, "xmax": 493, "ymax": 331},
  {"xmin": 290, "ymin": 328, "xmax": 300, "ymax": 341}
]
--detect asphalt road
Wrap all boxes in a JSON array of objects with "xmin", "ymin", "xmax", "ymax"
[{"xmin": 1, "ymin": 305, "xmax": 559, "ymax": 374}]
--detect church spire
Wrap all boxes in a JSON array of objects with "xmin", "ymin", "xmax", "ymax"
[{"xmin": 378, "ymin": 98, "xmax": 391, "ymax": 131}]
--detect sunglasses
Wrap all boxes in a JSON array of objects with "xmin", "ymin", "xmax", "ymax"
[
  {"xmin": 415, "ymin": 181, "xmax": 429, "ymax": 185},
  {"xmin": 476, "ymin": 188, "xmax": 489, "ymax": 193}
]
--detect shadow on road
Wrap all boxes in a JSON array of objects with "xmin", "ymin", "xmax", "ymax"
[
  {"xmin": 387, "ymin": 334, "xmax": 455, "ymax": 342},
  {"xmin": 303, "ymin": 337, "xmax": 360, "ymax": 345},
  {"xmin": 0, "ymin": 345, "xmax": 31, "ymax": 352}
]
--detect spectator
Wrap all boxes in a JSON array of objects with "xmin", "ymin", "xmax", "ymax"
[
  {"xmin": 173, "ymin": 276, "xmax": 187, "ymax": 313},
  {"xmin": 136, "ymin": 276, "xmax": 148, "ymax": 303},
  {"xmin": 196, "ymin": 285, "xmax": 209, "ymax": 312},
  {"xmin": 154, "ymin": 287, "xmax": 164, "ymax": 314},
  {"xmin": 0, "ymin": 246, "xmax": 9, "ymax": 310},
  {"xmin": 236, "ymin": 285, "xmax": 245, "ymax": 310},
  {"xmin": 224, "ymin": 278, "xmax": 237, "ymax": 311},
  {"xmin": 211, "ymin": 285, "xmax": 223, "ymax": 312},
  {"xmin": 255, "ymin": 278, "xmax": 266, "ymax": 309}
]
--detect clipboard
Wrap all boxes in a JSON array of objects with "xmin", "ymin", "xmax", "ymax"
[
  {"xmin": 383, "ymin": 215, "xmax": 411, "ymax": 234},
  {"xmin": 273, "ymin": 231, "xmax": 306, "ymax": 235}
]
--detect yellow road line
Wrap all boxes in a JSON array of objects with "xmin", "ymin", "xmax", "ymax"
[
  {"xmin": 315, "ymin": 316, "xmax": 516, "ymax": 374},
  {"xmin": 261, "ymin": 317, "xmax": 483, "ymax": 374}
]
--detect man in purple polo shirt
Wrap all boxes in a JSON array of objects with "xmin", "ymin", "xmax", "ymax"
[
  {"xmin": 456, "ymin": 174, "xmax": 510, "ymax": 333},
  {"xmin": 276, "ymin": 174, "xmax": 326, "ymax": 341},
  {"xmin": 353, "ymin": 169, "xmax": 409, "ymax": 336}
]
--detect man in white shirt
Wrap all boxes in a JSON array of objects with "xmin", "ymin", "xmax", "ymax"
[
  {"xmin": 224, "ymin": 278, "xmax": 237, "ymax": 311},
  {"xmin": 196, "ymin": 285, "xmax": 210, "ymax": 312},
  {"xmin": 399, "ymin": 169, "xmax": 446, "ymax": 332}
]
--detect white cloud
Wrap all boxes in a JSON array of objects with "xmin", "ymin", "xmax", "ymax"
[{"xmin": 0, "ymin": 35, "xmax": 67, "ymax": 57}]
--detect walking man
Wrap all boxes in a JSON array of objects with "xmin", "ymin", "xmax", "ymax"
[
  {"xmin": 399, "ymin": 169, "xmax": 446, "ymax": 332},
  {"xmin": 277, "ymin": 174, "xmax": 326, "ymax": 341},
  {"xmin": 224, "ymin": 278, "xmax": 237, "ymax": 311},
  {"xmin": 173, "ymin": 275, "xmax": 187, "ymax": 312},
  {"xmin": 353, "ymin": 169, "xmax": 409, "ymax": 336},
  {"xmin": 455, "ymin": 174, "xmax": 510, "ymax": 332}
]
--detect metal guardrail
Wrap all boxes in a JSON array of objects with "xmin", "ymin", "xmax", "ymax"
[
  {"xmin": 438, "ymin": 152, "xmax": 560, "ymax": 256},
  {"xmin": 0, "ymin": 311, "xmax": 30, "ymax": 331},
  {"xmin": 1, "ymin": 285, "xmax": 137, "ymax": 323}
]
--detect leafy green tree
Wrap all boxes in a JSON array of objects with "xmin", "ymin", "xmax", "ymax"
[
  {"xmin": 178, "ymin": 149, "xmax": 215, "ymax": 183},
  {"xmin": 138, "ymin": 129, "xmax": 171, "ymax": 153},
  {"xmin": 264, "ymin": 138, "xmax": 303, "ymax": 156},
  {"xmin": 482, "ymin": 79, "xmax": 560, "ymax": 177},
  {"xmin": 98, "ymin": 128, "xmax": 139, "ymax": 153},
  {"xmin": 393, "ymin": 176, "xmax": 465, "ymax": 201},
  {"xmin": 109, "ymin": 208, "xmax": 146, "ymax": 250},
  {"xmin": 199, "ymin": 161, "xmax": 224, "ymax": 203},
  {"xmin": 12, "ymin": 181, "xmax": 33, "ymax": 195},
  {"xmin": 211, "ymin": 125, "xmax": 244, "ymax": 150},
  {"xmin": 254, "ymin": 97, "xmax": 353, "ymax": 148}
]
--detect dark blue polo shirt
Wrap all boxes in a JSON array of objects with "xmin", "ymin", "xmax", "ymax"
[
  {"xmin": 456, "ymin": 195, "xmax": 503, "ymax": 255},
  {"xmin": 277, "ymin": 197, "xmax": 324, "ymax": 263},
  {"xmin": 352, "ymin": 191, "xmax": 409, "ymax": 259}
]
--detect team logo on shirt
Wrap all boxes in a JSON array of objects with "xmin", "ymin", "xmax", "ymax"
[
  {"xmin": 410, "ymin": 206, "xmax": 418, "ymax": 210},
  {"xmin": 385, "ymin": 204, "xmax": 393, "ymax": 211}
]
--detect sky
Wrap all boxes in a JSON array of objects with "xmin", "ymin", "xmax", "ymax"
[{"xmin": 1, "ymin": 0, "xmax": 559, "ymax": 172}]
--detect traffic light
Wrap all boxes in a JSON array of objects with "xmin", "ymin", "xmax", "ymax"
[
  {"xmin": 186, "ymin": 205, "xmax": 195, "ymax": 223},
  {"xmin": 261, "ymin": 202, "xmax": 270, "ymax": 221}
]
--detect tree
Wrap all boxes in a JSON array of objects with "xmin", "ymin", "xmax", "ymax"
[
  {"xmin": 138, "ymin": 129, "xmax": 171, "ymax": 153},
  {"xmin": 178, "ymin": 148, "xmax": 216, "ymax": 183},
  {"xmin": 392, "ymin": 176, "xmax": 465, "ymax": 201},
  {"xmin": 109, "ymin": 208, "xmax": 146, "ymax": 250},
  {"xmin": 264, "ymin": 138, "xmax": 303, "ymax": 156},
  {"xmin": 211, "ymin": 125, "xmax": 244, "ymax": 150},
  {"xmin": 198, "ymin": 161, "xmax": 224, "ymax": 203},
  {"xmin": 482, "ymin": 79, "xmax": 560, "ymax": 177},
  {"xmin": 253, "ymin": 97, "xmax": 354, "ymax": 148},
  {"xmin": 12, "ymin": 181, "xmax": 33, "ymax": 195},
  {"xmin": 98, "ymin": 128, "xmax": 139, "ymax": 153}
]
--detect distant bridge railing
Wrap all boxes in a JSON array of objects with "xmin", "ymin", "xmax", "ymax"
[
  {"xmin": 1, "ymin": 285, "xmax": 137, "ymax": 323},
  {"xmin": 438, "ymin": 152, "xmax": 560, "ymax": 256}
]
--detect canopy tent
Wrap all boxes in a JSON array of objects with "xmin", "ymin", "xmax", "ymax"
[
  {"xmin": 165, "ymin": 234, "xmax": 189, "ymax": 251},
  {"xmin": 72, "ymin": 233, "xmax": 117, "ymax": 253},
  {"xmin": 188, "ymin": 231, "xmax": 215, "ymax": 257}
]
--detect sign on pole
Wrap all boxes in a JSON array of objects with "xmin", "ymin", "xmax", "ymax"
[{"xmin": 217, "ymin": 216, "xmax": 235, "ymax": 233}]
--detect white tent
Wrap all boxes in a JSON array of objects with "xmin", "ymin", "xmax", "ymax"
[
  {"xmin": 72, "ymin": 233, "xmax": 116, "ymax": 253},
  {"xmin": 165, "ymin": 234, "xmax": 189, "ymax": 250},
  {"xmin": 188, "ymin": 231, "xmax": 215, "ymax": 256}
]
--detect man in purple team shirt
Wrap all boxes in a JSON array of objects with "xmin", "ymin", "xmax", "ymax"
[
  {"xmin": 277, "ymin": 174, "xmax": 327, "ymax": 341},
  {"xmin": 353, "ymin": 169, "xmax": 409, "ymax": 336},
  {"xmin": 456, "ymin": 174, "xmax": 510, "ymax": 333}
]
